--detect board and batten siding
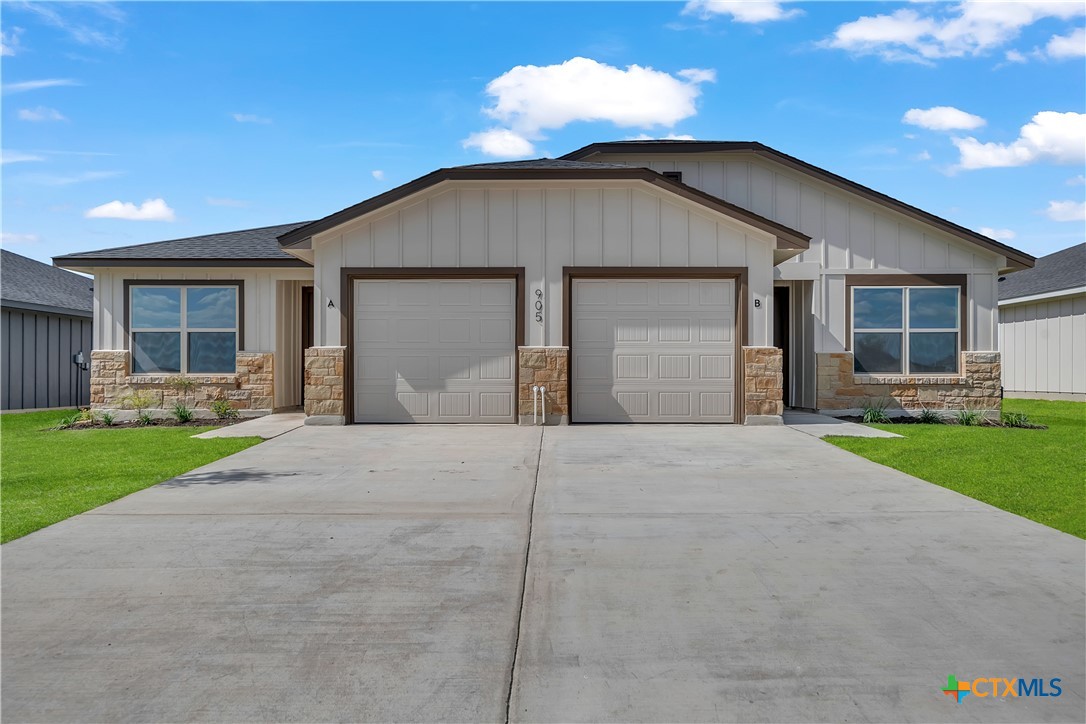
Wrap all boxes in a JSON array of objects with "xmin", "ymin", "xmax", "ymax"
[
  {"xmin": 92, "ymin": 267, "xmax": 314, "ymax": 408},
  {"xmin": 999, "ymin": 293, "xmax": 1086, "ymax": 396},
  {"xmin": 593, "ymin": 153, "xmax": 1005, "ymax": 353},
  {"xmin": 1, "ymin": 308, "xmax": 92, "ymax": 410},
  {"xmin": 310, "ymin": 181, "xmax": 778, "ymax": 349}
]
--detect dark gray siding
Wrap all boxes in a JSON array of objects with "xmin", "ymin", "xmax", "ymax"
[{"xmin": 1, "ymin": 308, "xmax": 93, "ymax": 410}]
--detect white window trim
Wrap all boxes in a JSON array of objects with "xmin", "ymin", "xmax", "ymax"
[
  {"xmin": 852, "ymin": 285, "xmax": 961, "ymax": 376},
  {"xmin": 130, "ymin": 285, "xmax": 240, "ymax": 375}
]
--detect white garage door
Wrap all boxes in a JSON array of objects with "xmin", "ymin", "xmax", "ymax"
[
  {"xmin": 571, "ymin": 278, "xmax": 736, "ymax": 423},
  {"xmin": 353, "ymin": 279, "xmax": 516, "ymax": 423}
]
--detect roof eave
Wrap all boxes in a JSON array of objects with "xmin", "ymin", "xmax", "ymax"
[
  {"xmin": 0, "ymin": 298, "xmax": 93, "ymax": 318},
  {"xmin": 53, "ymin": 256, "xmax": 313, "ymax": 269}
]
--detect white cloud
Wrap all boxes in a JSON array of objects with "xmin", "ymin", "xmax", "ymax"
[
  {"xmin": 682, "ymin": 0, "xmax": 802, "ymax": 23},
  {"xmin": 2, "ymin": 78, "xmax": 80, "ymax": 94},
  {"xmin": 231, "ymin": 113, "xmax": 271, "ymax": 124},
  {"xmin": 953, "ymin": 111, "xmax": 1086, "ymax": 170},
  {"xmin": 0, "ymin": 232, "xmax": 40, "ymax": 245},
  {"xmin": 464, "ymin": 57, "xmax": 716, "ymax": 157},
  {"xmin": 462, "ymin": 128, "xmax": 537, "ymax": 158},
  {"xmin": 1044, "ymin": 200, "xmax": 1086, "ymax": 222},
  {"xmin": 205, "ymin": 197, "xmax": 248, "ymax": 208},
  {"xmin": 85, "ymin": 198, "xmax": 176, "ymax": 221},
  {"xmin": 903, "ymin": 106, "xmax": 986, "ymax": 131},
  {"xmin": 1, "ymin": 150, "xmax": 45, "ymax": 164},
  {"xmin": 913, "ymin": 150, "xmax": 932, "ymax": 161},
  {"xmin": 371, "ymin": 170, "xmax": 385, "ymax": 181},
  {"xmin": 1067, "ymin": 174, "xmax": 1086, "ymax": 186},
  {"xmin": 481, "ymin": 58, "xmax": 714, "ymax": 135},
  {"xmin": 1, "ymin": 27, "xmax": 24, "ymax": 56},
  {"xmin": 1004, "ymin": 48, "xmax": 1028, "ymax": 63},
  {"xmin": 18, "ymin": 106, "xmax": 67, "ymax": 122},
  {"xmin": 979, "ymin": 227, "xmax": 1016, "ymax": 241},
  {"xmin": 1046, "ymin": 27, "xmax": 1086, "ymax": 58},
  {"xmin": 822, "ymin": 2, "xmax": 1086, "ymax": 64},
  {"xmin": 625, "ymin": 133, "xmax": 698, "ymax": 141}
]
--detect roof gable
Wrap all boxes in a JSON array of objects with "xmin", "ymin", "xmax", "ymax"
[
  {"xmin": 276, "ymin": 160, "xmax": 810, "ymax": 252},
  {"xmin": 561, "ymin": 141, "xmax": 1035, "ymax": 270}
]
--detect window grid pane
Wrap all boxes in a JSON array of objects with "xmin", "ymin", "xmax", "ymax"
[
  {"xmin": 130, "ymin": 285, "xmax": 238, "ymax": 375},
  {"xmin": 853, "ymin": 285, "xmax": 960, "ymax": 375}
]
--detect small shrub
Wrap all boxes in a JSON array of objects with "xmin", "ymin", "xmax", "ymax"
[
  {"xmin": 955, "ymin": 408, "xmax": 982, "ymax": 426},
  {"xmin": 100, "ymin": 412, "xmax": 116, "ymax": 426},
  {"xmin": 122, "ymin": 390, "xmax": 157, "ymax": 413},
  {"xmin": 861, "ymin": 398, "xmax": 891, "ymax": 424},
  {"xmin": 55, "ymin": 413, "xmax": 79, "ymax": 430},
  {"xmin": 136, "ymin": 410, "xmax": 155, "ymax": 426},
  {"xmin": 75, "ymin": 408, "xmax": 96, "ymax": 423},
  {"xmin": 1002, "ymin": 411, "xmax": 1031, "ymax": 428},
  {"xmin": 210, "ymin": 398, "xmax": 239, "ymax": 420},
  {"xmin": 917, "ymin": 408, "xmax": 944, "ymax": 425},
  {"xmin": 172, "ymin": 402, "xmax": 194, "ymax": 423}
]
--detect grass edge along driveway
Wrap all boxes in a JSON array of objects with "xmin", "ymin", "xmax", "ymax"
[
  {"xmin": 826, "ymin": 399, "xmax": 1085, "ymax": 539},
  {"xmin": 1, "ymin": 409, "xmax": 262, "ymax": 543}
]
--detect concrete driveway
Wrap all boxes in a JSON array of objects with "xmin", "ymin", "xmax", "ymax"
[{"xmin": 2, "ymin": 425, "xmax": 1083, "ymax": 723}]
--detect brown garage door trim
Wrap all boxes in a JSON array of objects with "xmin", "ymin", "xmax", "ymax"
[
  {"xmin": 341, "ymin": 267, "xmax": 526, "ymax": 424},
  {"xmin": 563, "ymin": 267, "xmax": 749, "ymax": 423}
]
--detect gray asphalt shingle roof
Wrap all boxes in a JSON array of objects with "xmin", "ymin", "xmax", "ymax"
[
  {"xmin": 1, "ymin": 249, "xmax": 94, "ymax": 316},
  {"xmin": 53, "ymin": 222, "xmax": 312, "ymax": 265},
  {"xmin": 454, "ymin": 158, "xmax": 635, "ymax": 170},
  {"xmin": 999, "ymin": 243, "xmax": 1086, "ymax": 301}
]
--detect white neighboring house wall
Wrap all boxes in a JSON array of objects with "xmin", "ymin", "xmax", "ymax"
[
  {"xmin": 309, "ymin": 179, "xmax": 780, "ymax": 348},
  {"xmin": 999, "ymin": 288, "xmax": 1086, "ymax": 399},
  {"xmin": 587, "ymin": 153, "xmax": 1007, "ymax": 355},
  {"xmin": 92, "ymin": 266, "xmax": 314, "ymax": 408}
]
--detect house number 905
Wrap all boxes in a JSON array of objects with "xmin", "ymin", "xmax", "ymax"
[{"xmin": 534, "ymin": 289, "xmax": 544, "ymax": 323}]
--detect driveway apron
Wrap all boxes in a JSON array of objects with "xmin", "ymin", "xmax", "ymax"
[
  {"xmin": 2, "ymin": 425, "xmax": 541, "ymax": 723},
  {"xmin": 510, "ymin": 425, "xmax": 1085, "ymax": 723}
]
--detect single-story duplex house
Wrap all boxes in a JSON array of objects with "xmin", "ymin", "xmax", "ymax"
[
  {"xmin": 54, "ymin": 140, "xmax": 1035, "ymax": 425},
  {"xmin": 998, "ymin": 242, "xmax": 1085, "ymax": 401},
  {"xmin": 2, "ymin": 249, "xmax": 94, "ymax": 410}
]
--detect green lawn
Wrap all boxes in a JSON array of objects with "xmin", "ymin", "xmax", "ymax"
[
  {"xmin": 827, "ymin": 399, "xmax": 1086, "ymax": 538},
  {"xmin": 1, "ymin": 410, "xmax": 261, "ymax": 543}
]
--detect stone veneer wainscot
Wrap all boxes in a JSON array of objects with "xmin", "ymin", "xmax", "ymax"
[
  {"xmin": 817, "ymin": 351, "xmax": 1001, "ymax": 416},
  {"xmin": 90, "ymin": 349, "xmax": 274, "ymax": 413}
]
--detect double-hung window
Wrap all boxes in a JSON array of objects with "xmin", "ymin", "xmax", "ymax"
[
  {"xmin": 851, "ymin": 285, "xmax": 961, "ymax": 375},
  {"xmin": 130, "ymin": 284, "xmax": 240, "ymax": 374}
]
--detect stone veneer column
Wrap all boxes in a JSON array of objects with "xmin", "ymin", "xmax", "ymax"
[
  {"xmin": 304, "ymin": 346, "xmax": 345, "ymax": 425},
  {"xmin": 90, "ymin": 350, "xmax": 129, "ymax": 408},
  {"xmin": 518, "ymin": 347, "xmax": 569, "ymax": 425},
  {"xmin": 816, "ymin": 350, "xmax": 1002, "ymax": 417},
  {"xmin": 235, "ymin": 352, "xmax": 275, "ymax": 411},
  {"xmin": 742, "ymin": 346, "xmax": 784, "ymax": 425}
]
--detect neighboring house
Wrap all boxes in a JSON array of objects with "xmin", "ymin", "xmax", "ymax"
[
  {"xmin": 1, "ymin": 249, "xmax": 94, "ymax": 410},
  {"xmin": 54, "ymin": 140, "xmax": 1035, "ymax": 425},
  {"xmin": 998, "ymin": 243, "xmax": 1086, "ymax": 401}
]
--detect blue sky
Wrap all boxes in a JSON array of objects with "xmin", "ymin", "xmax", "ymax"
[{"xmin": 2, "ymin": 1, "xmax": 1084, "ymax": 264}]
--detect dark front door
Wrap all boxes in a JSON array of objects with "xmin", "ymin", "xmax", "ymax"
[
  {"xmin": 773, "ymin": 286, "xmax": 790, "ymax": 408},
  {"xmin": 301, "ymin": 286, "xmax": 314, "ymax": 401}
]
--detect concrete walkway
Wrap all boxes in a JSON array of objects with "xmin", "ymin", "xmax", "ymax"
[
  {"xmin": 784, "ymin": 409, "xmax": 902, "ymax": 438},
  {"xmin": 192, "ymin": 410, "xmax": 306, "ymax": 439},
  {"xmin": 2, "ymin": 425, "xmax": 1082, "ymax": 722}
]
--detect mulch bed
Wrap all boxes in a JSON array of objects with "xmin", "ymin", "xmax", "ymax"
[
  {"xmin": 838, "ymin": 415, "xmax": 1046, "ymax": 429},
  {"xmin": 53, "ymin": 417, "xmax": 245, "ymax": 431}
]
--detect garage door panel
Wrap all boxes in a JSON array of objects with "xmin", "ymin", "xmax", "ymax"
[
  {"xmin": 353, "ymin": 279, "xmax": 516, "ymax": 423},
  {"xmin": 572, "ymin": 278, "xmax": 735, "ymax": 423}
]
